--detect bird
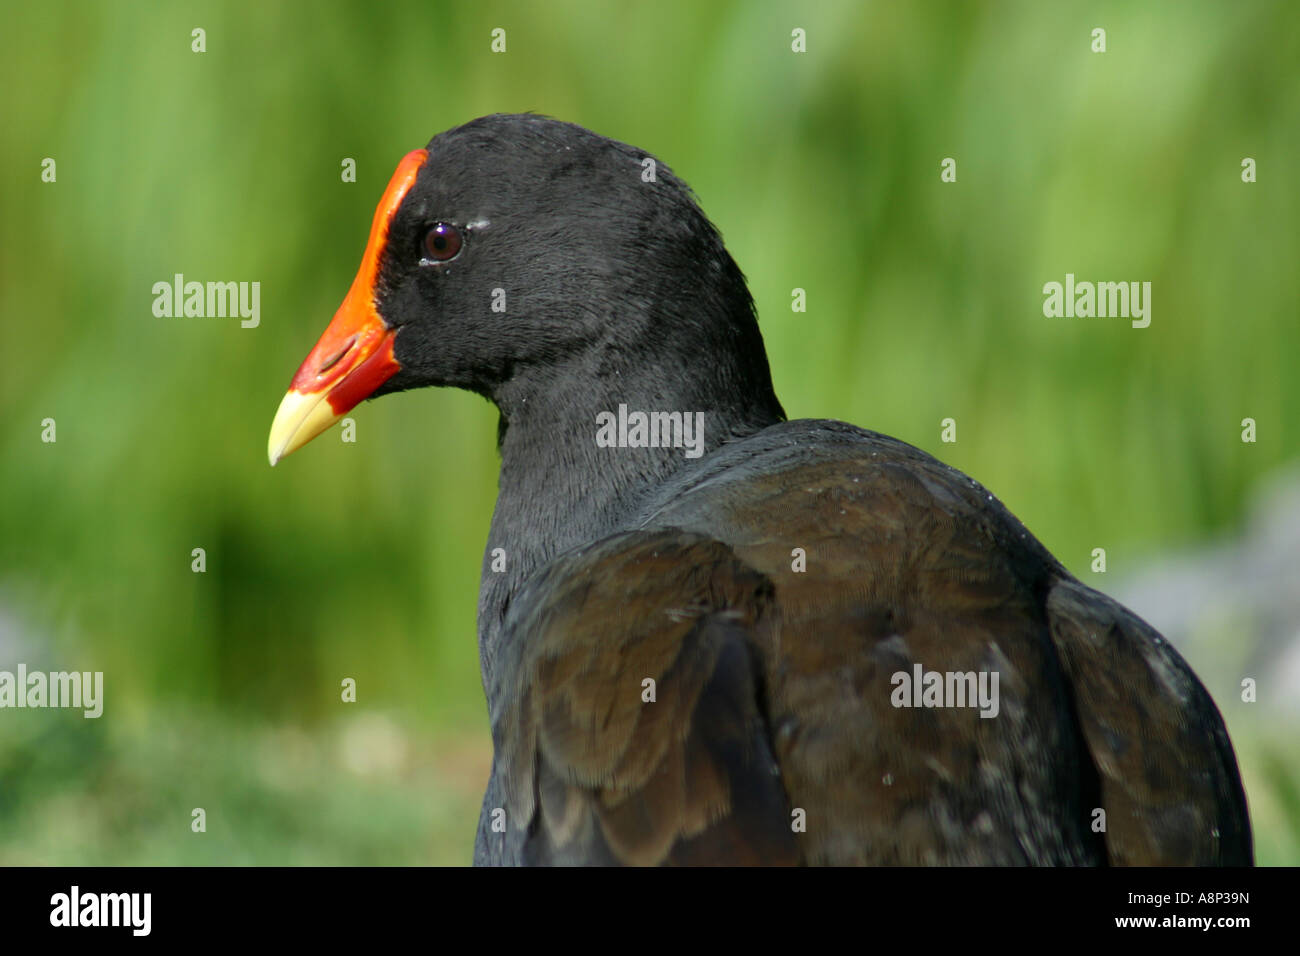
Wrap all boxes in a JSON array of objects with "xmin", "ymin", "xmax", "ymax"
[{"xmin": 267, "ymin": 113, "xmax": 1252, "ymax": 866}]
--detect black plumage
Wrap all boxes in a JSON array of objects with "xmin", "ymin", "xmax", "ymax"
[{"xmin": 270, "ymin": 114, "xmax": 1251, "ymax": 866}]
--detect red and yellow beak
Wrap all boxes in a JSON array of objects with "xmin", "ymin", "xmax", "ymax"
[{"xmin": 267, "ymin": 149, "xmax": 428, "ymax": 465}]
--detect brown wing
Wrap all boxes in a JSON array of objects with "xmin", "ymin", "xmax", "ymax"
[
  {"xmin": 638, "ymin": 426, "xmax": 1250, "ymax": 865},
  {"xmin": 492, "ymin": 425, "xmax": 1250, "ymax": 865},
  {"xmin": 1046, "ymin": 578, "xmax": 1252, "ymax": 864},
  {"xmin": 493, "ymin": 530, "xmax": 800, "ymax": 865},
  {"xmin": 648, "ymin": 451, "xmax": 1099, "ymax": 864}
]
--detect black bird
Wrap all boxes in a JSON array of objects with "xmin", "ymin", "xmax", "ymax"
[{"xmin": 268, "ymin": 114, "xmax": 1252, "ymax": 866}]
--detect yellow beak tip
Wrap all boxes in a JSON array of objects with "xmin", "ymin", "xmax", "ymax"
[{"xmin": 267, "ymin": 390, "xmax": 342, "ymax": 468}]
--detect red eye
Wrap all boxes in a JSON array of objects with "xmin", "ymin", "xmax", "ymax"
[{"xmin": 423, "ymin": 222, "xmax": 463, "ymax": 262}]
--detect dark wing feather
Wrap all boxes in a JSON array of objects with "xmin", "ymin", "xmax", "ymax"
[
  {"xmin": 1046, "ymin": 578, "xmax": 1253, "ymax": 864},
  {"xmin": 649, "ymin": 449, "xmax": 1101, "ymax": 864},
  {"xmin": 488, "ymin": 424, "xmax": 1251, "ymax": 865},
  {"xmin": 638, "ymin": 424, "xmax": 1250, "ymax": 865},
  {"xmin": 494, "ymin": 530, "xmax": 799, "ymax": 865}
]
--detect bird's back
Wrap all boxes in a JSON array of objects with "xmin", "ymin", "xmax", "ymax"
[{"xmin": 479, "ymin": 421, "xmax": 1252, "ymax": 865}]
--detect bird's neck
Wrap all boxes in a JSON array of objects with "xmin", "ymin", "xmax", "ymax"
[{"xmin": 475, "ymin": 340, "xmax": 784, "ymax": 690}]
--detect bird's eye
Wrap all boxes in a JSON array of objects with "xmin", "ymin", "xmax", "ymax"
[{"xmin": 423, "ymin": 222, "xmax": 463, "ymax": 262}]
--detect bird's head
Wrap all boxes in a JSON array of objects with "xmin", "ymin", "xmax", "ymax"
[{"xmin": 268, "ymin": 113, "xmax": 779, "ymax": 465}]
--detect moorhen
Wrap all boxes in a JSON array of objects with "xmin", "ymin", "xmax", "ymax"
[{"xmin": 268, "ymin": 114, "xmax": 1251, "ymax": 866}]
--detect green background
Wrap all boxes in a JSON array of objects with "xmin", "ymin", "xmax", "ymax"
[{"xmin": 1, "ymin": 0, "xmax": 1296, "ymax": 864}]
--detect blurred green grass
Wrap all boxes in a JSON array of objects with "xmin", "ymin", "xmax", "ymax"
[
  {"xmin": 0, "ymin": 706, "xmax": 487, "ymax": 865},
  {"xmin": 1, "ymin": 0, "xmax": 1296, "ymax": 864}
]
